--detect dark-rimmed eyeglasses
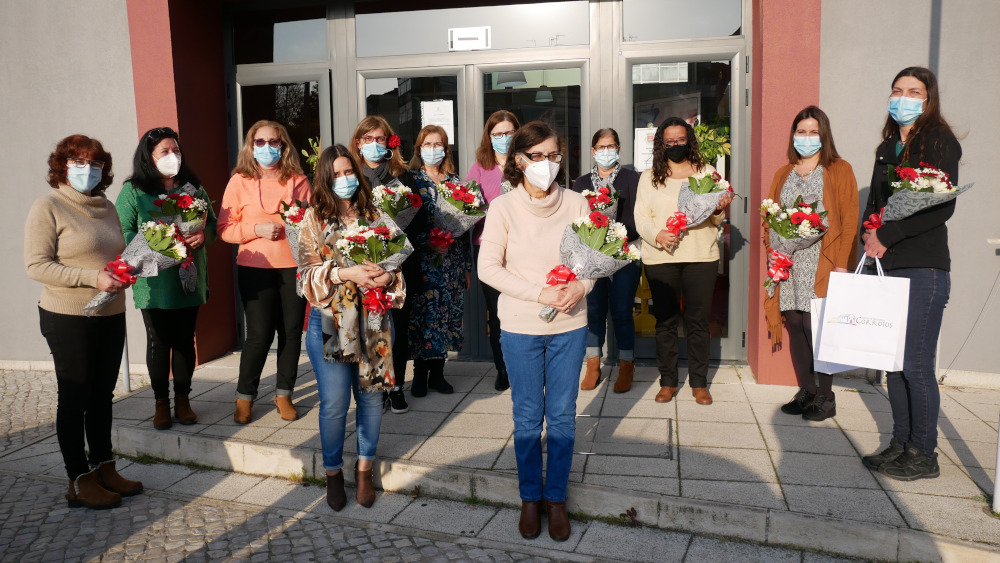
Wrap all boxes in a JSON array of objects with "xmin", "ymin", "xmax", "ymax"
[
  {"xmin": 253, "ymin": 139, "xmax": 283, "ymax": 148},
  {"xmin": 521, "ymin": 152, "xmax": 563, "ymax": 163},
  {"xmin": 67, "ymin": 158, "xmax": 105, "ymax": 169},
  {"xmin": 662, "ymin": 137, "xmax": 688, "ymax": 147},
  {"xmin": 361, "ymin": 135, "xmax": 387, "ymax": 144},
  {"xmin": 490, "ymin": 131, "xmax": 515, "ymax": 139}
]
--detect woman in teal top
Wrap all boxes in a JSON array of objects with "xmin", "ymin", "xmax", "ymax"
[{"xmin": 116, "ymin": 127, "xmax": 217, "ymax": 430}]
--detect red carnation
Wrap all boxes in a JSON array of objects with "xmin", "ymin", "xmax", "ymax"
[
  {"xmin": 347, "ymin": 235, "xmax": 366, "ymax": 244},
  {"xmin": 387, "ymin": 135, "xmax": 401, "ymax": 149},
  {"xmin": 896, "ymin": 166, "xmax": 918, "ymax": 182},
  {"xmin": 797, "ymin": 201, "xmax": 812, "ymax": 210},
  {"xmin": 588, "ymin": 199, "xmax": 599, "ymax": 210},
  {"xmin": 804, "ymin": 213, "xmax": 821, "ymax": 225},
  {"xmin": 589, "ymin": 211, "xmax": 609, "ymax": 228},
  {"xmin": 177, "ymin": 195, "xmax": 195, "ymax": 208},
  {"xmin": 598, "ymin": 186, "xmax": 610, "ymax": 195},
  {"xmin": 406, "ymin": 193, "xmax": 422, "ymax": 207},
  {"xmin": 790, "ymin": 211, "xmax": 807, "ymax": 225},
  {"xmin": 371, "ymin": 226, "xmax": 392, "ymax": 238},
  {"xmin": 711, "ymin": 171, "xmax": 722, "ymax": 181},
  {"xmin": 597, "ymin": 194, "xmax": 611, "ymax": 205},
  {"xmin": 153, "ymin": 199, "xmax": 164, "ymax": 207}
]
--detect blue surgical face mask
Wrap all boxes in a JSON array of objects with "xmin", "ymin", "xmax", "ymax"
[
  {"xmin": 594, "ymin": 148, "xmax": 619, "ymax": 169},
  {"xmin": 793, "ymin": 135, "xmax": 822, "ymax": 157},
  {"xmin": 360, "ymin": 141, "xmax": 387, "ymax": 163},
  {"xmin": 888, "ymin": 96, "xmax": 924, "ymax": 126},
  {"xmin": 491, "ymin": 134, "xmax": 512, "ymax": 156},
  {"xmin": 333, "ymin": 174, "xmax": 359, "ymax": 199},
  {"xmin": 253, "ymin": 144, "xmax": 282, "ymax": 168},
  {"xmin": 67, "ymin": 165, "xmax": 102, "ymax": 194},
  {"xmin": 421, "ymin": 146, "xmax": 446, "ymax": 166}
]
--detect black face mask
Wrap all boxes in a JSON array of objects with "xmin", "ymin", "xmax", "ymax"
[{"xmin": 664, "ymin": 144, "xmax": 689, "ymax": 163}]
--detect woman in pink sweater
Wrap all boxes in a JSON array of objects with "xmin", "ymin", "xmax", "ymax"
[
  {"xmin": 478, "ymin": 121, "xmax": 594, "ymax": 543},
  {"xmin": 218, "ymin": 120, "xmax": 311, "ymax": 424}
]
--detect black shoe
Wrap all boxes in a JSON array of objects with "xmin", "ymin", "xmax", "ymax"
[
  {"xmin": 411, "ymin": 359, "xmax": 428, "ymax": 398},
  {"xmin": 428, "ymin": 359, "xmax": 453, "ymax": 394},
  {"xmin": 387, "ymin": 387, "xmax": 408, "ymax": 414},
  {"xmin": 780, "ymin": 388, "xmax": 815, "ymax": 415},
  {"xmin": 801, "ymin": 393, "xmax": 836, "ymax": 421},
  {"xmin": 494, "ymin": 368, "xmax": 510, "ymax": 392},
  {"xmin": 878, "ymin": 444, "xmax": 940, "ymax": 481},
  {"xmin": 862, "ymin": 437, "xmax": 905, "ymax": 470}
]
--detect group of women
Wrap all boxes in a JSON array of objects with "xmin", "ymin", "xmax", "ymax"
[{"xmin": 25, "ymin": 67, "xmax": 957, "ymax": 532}]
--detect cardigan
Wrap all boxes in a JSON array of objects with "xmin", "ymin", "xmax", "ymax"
[
  {"xmin": 570, "ymin": 166, "xmax": 641, "ymax": 243},
  {"xmin": 763, "ymin": 158, "xmax": 859, "ymax": 346},
  {"xmin": 217, "ymin": 173, "xmax": 311, "ymax": 269},
  {"xmin": 634, "ymin": 165, "xmax": 725, "ymax": 265},
  {"xmin": 466, "ymin": 161, "xmax": 505, "ymax": 245}
]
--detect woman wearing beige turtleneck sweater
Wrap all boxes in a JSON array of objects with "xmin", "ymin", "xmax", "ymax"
[
  {"xmin": 478, "ymin": 121, "xmax": 594, "ymax": 543},
  {"xmin": 24, "ymin": 135, "xmax": 143, "ymax": 511}
]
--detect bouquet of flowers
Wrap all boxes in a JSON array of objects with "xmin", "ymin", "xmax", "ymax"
[
  {"xmin": 433, "ymin": 180, "xmax": 488, "ymax": 236},
  {"xmin": 83, "ymin": 221, "xmax": 195, "ymax": 316},
  {"xmin": 372, "ymin": 180, "xmax": 423, "ymax": 230},
  {"xmin": 876, "ymin": 162, "xmax": 974, "ymax": 222},
  {"xmin": 760, "ymin": 196, "xmax": 827, "ymax": 295},
  {"xmin": 677, "ymin": 170, "xmax": 733, "ymax": 229},
  {"xmin": 427, "ymin": 227, "xmax": 455, "ymax": 264},
  {"xmin": 278, "ymin": 198, "xmax": 309, "ymax": 267},
  {"xmin": 581, "ymin": 185, "xmax": 619, "ymax": 222},
  {"xmin": 152, "ymin": 183, "xmax": 211, "ymax": 235},
  {"xmin": 540, "ymin": 211, "xmax": 640, "ymax": 322},
  {"xmin": 335, "ymin": 218, "xmax": 414, "ymax": 330}
]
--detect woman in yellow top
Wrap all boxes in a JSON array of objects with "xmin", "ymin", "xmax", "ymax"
[{"xmin": 635, "ymin": 117, "xmax": 733, "ymax": 406}]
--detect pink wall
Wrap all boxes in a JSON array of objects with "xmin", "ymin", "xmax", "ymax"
[{"xmin": 748, "ymin": 0, "xmax": 823, "ymax": 385}]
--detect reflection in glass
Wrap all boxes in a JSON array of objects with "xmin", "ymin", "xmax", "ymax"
[
  {"xmin": 365, "ymin": 76, "xmax": 460, "ymax": 166},
  {"xmin": 623, "ymin": 0, "xmax": 741, "ymax": 42},
  {"xmin": 233, "ymin": 7, "xmax": 327, "ymax": 65},
  {"xmin": 240, "ymin": 81, "xmax": 321, "ymax": 172},
  {"xmin": 483, "ymin": 68, "xmax": 582, "ymax": 182}
]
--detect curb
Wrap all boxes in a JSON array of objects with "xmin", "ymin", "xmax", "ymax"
[{"xmin": 113, "ymin": 422, "xmax": 1000, "ymax": 562}]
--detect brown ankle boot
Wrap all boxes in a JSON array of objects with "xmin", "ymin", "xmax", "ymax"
[
  {"xmin": 67, "ymin": 470, "xmax": 121, "ymax": 510},
  {"xmin": 274, "ymin": 395, "xmax": 299, "ymax": 421},
  {"xmin": 580, "ymin": 357, "xmax": 601, "ymax": 390},
  {"xmin": 613, "ymin": 360, "xmax": 634, "ymax": 393},
  {"xmin": 174, "ymin": 394, "xmax": 197, "ymax": 425},
  {"xmin": 96, "ymin": 460, "xmax": 143, "ymax": 497},
  {"xmin": 234, "ymin": 398, "xmax": 253, "ymax": 424},
  {"xmin": 153, "ymin": 398, "xmax": 172, "ymax": 430},
  {"xmin": 355, "ymin": 462, "xmax": 376, "ymax": 508},
  {"xmin": 544, "ymin": 500, "xmax": 571, "ymax": 541},
  {"xmin": 519, "ymin": 500, "xmax": 542, "ymax": 539},
  {"xmin": 326, "ymin": 470, "xmax": 346, "ymax": 512}
]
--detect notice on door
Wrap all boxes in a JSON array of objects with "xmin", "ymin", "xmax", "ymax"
[
  {"xmin": 421, "ymin": 100, "xmax": 456, "ymax": 142},
  {"xmin": 634, "ymin": 127, "xmax": 657, "ymax": 172}
]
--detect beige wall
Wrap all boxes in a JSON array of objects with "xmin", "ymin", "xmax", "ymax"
[
  {"xmin": 819, "ymin": 0, "xmax": 1000, "ymax": 375},
  {"xmin": 2, "ymin": 0, "xmax": 146, "ymax": 364}
]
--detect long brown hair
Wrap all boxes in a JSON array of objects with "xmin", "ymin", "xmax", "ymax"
[
  {"xmin": 651, "ymin": 117, "xmax": 705, "ymax": 187},
  {"xmin": 232, "ymin": 120, "xmax": 303, "ymax": 184},
  {"xmin": 786, "ymin": 106, "xmax": 841, "ymax": 167},
  {"xmin": 881, "ymin": 67, "xmax": 955, "ymax": 163},
  {"xmin": 408, "ymin": 124, "xmax": 456, "ymax": 175},
  {"xmin": 502, "ymin": 120, "xmax": 566, "ymax": 188},
  {"xmin": 476, "ymin": 110, "xmax": 520, "ymax": 170},
  {"xmin": 350, "ymin": 115, "xmax": 408, "ymax": 178},
  {"xmin": 312, "ymin": 144, "xmax": 377, "ymax": 226}
]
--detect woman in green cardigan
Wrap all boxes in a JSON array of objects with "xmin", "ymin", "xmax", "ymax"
[{"xmin": 117, "ymin": 127, "xmax": 217, "ymax": 430}]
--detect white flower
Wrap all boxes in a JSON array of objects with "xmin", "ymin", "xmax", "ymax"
[
  {"xmin": 573, "ymin": 216, "xmax": 587, "ymax": 228},
  {"xmin": 581, "ymin": 189, "xmax": 597, "ymax": 198},
  {"xmin": 335, "ymin": 239, "xmax": 350, "ymax": 250},
  {"xmin": 611, "ymin": 222, "xmax": 627, "ymax": 241},
  {"xmin": 778, "ymin": 212, "xmax": 787, "ymax": 221}
]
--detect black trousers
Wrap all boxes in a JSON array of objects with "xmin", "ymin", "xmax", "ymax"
[
  {"xmin": 39, "ymin": 307, "xmax": 125, "ymax": 480},
  {"xmin": 783, "ymin": 310, "xmax": 833, "ymax": 398},
  {"xmin": 141, "ymin": 306, "xmax": 199, "ymax": 400},
  {"xmin": 644, "ymin": 261, "xmax": 718, "ymax": 388},
  {"xmin": 236, "ymin": 266, "xmax": 306, "ymax": 399},
  {"xmin": 474, "ymin": 245, "xmax": 506, "ymax": 373}
]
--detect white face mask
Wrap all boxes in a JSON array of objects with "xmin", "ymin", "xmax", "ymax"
[
  {"xmin": 521, "ymin": 156, "xmax": 560, "ymax": 191},
  {"xmin": 155, "ymin": 153, "xmax": 182, "ymax": 178}
]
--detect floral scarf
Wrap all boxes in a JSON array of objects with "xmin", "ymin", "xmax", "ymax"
[{"xmin": 590, "ymin": 162, "xmax": 620, "ymax": 192}]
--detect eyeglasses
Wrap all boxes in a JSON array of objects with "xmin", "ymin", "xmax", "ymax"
[
  {"xmin": 253, "ymin": 139, "xmax": 283, "ymax": 148},
  {"xmin": 662, "ymin": 137, "xmax": 688, "ymax": 147},
  {"xmin": 490, "ymin": 131, "xmax": 515, "ymax": 138},
  {"xmin": 522, "ymin": 152, "xmax": 563, "ymax": 163},
  {"xmin": 361, "ymin": 135, "xmax": 387, "ymax": 144},
  {"xmin": 67, "ymin": 158, "xmax": 105, "ymax": 169},
  {"xmin": 594, "ymin": 144, "xmax": 619, "ymax": 151},
  {"xmin": 421, "ymin": 142, "xmax": 445, "ymax": 149}
]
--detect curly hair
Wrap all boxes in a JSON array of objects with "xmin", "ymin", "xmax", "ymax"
[
  {"xmin": 232, "ymin": 120, "xmax": 304, "ymax": 184},
  {"xmin": 312, "ymin": 144, "xmax": 377, "ymax": 226},
  {"xmin": 502, "ymin": 120, "xmax": 566, "ymax": 189},
  {"xmin": 126, "ymin": 126, "xmax": 202, "ymax": 195},
  {"xmin": 46, "ymin": 134, "xmax": 114, "ymax": 195},
  {"xmin": 350, "ymin": 115, "xmax": 409, "ymax": 178},
  {"xmin": 650, "ymin": 117, "xmax": 705, "ymax": 187}
]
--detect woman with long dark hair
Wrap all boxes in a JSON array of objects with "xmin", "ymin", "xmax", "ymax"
[
  {"xmin": 859, "ymin": 67, "xmax": 961, "ymax": 481},
  {"xmin": 117, "ymin": 127, "xmax": 217, "ymax": 429},
  {"xmin": 634, "ymin": 117, "xmax": 733, "ymax": 406}
]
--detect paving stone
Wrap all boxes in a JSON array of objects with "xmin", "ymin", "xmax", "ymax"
[
  {"xmin": 684, "ymin": 535, "xmax": 801, "ymax": 562},
  {"xmin": 575, "ymin": 521, "xmax": 690, "ymax": 562},
  {"xmin": 390, "ymin": 498, "xmax": 496, "ymax": 536},
  {"xmin": 409, "ymin": 437, "xmax": 504, "ymax": 469},
  {"xmin": 582, "ymin": 474, "xmax": 679, "ymax": 496},
  {"xmin": 435, "ymin": 412, "xmax": 514, "ymax": 439},
  {"xmin": 680, "ymin": 480, "xmax": 786, "ymax": 510},
  {"xmin": 782, "ymin": 484, "xmax": 906, "ymax": 526},
  {"xmin": 758, "ymin": 423, "xmax": 859, "ymax": 457},
  {"xmin": 675, "ymin": 382, "xmax": 749, "ymax": 404},
  {"xmin": 773, "ymin": 451, "xmax": 880, "ymax": 489},
  {"xmin": 166, "ymin": 471, "xmax": 264, "ymax": 501},
  {"xmin": 477, "ymin": 507, "xmax": 586, "ymax": 551},
  {"xmin": 888, "ymin": 491, "xmax": 1000, "ymax": 545},
  {"xmin": 679, "ymin": 446, "xmax": 777, "ymax": 483},
  {"xmin": 676, "ymin": 421, "xmax": 766, "ymax": 449},
  {"xmin": 454, "ymin": 393, "xmax": 514, "ymax": 415}
]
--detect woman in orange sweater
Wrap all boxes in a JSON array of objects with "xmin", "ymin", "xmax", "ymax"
[{"xmin": 218, "ymin": 120, "xmax": 311, "ymax": 424}]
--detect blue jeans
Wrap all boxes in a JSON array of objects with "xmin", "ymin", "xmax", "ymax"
[
  {"xmin": 501, "ymin": 327, "xmax": 586, "ymax": 503},
  {"xmin": 305, "ymin": 308, "xmax": 384, "ymax": 471},
  {"xmin": 885, "ymin": 268, "xmax": 950, "ymax": 457},
  {"xmin": 586, "ymin": 261, "xmax": 641, "ymax": 360}
]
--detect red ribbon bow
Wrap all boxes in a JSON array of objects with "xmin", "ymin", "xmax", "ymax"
[
  {"xmin": 863, "ymin": 207, "xmax": 884, "ymax": 230},
  {"xmin": 429, "ymin": 227, "xmax": 455, "ymax": 252},
  {"xmin": 105, "ymin": 256, "xmax": 137, "ymax": 285},
  {"xmin": 666, "ymin": 212, "xmax": 688, "ymax": 236},
  {"xmin": 767, "ymin": 249, "xmax": 794, "ymax": 283},
  {"xmin": 362, "ymin": 287, "xmax": 393, "ymax": 316},
  {"xmin": 545, "ymin": 265, "xmax": 578, "ymax": 286}
]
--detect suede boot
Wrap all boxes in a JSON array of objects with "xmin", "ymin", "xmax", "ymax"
[
  {"xmin": 153, "ymin": 398, "xmax": 172, "ymax": 430},
  {"xmin": 613, "ymin": 360, "xmax": 634, "ymax": 393},
  {"xmin": 410, "ymin": 359, "xmax": 429, "ymax": 398},
  {"xmin": 580, "ymin": 357, "xmax": 601, "ymax": 390},
  {"xmin": 274, "ymin": 395, "xmax": 299, "ymax": 421},
  {"xmin": 96, "ymin": 460, "xmax": 143, "ymax": 497},
  {"xmin": 518, "ymin": 500, "xmax": 542, "ymax": 539},
  {"xmin": 326, "ymin": 470, "xmax": 347, "ymax": 511},
  {"xmin": 174, "ymin": 394, "xmax": 197, "ymax": 425},
  {"xmin": 494, "ymin": 367, "xmax": 510, "ymax": 392},
  {"xmin": 427, "ymin": 359, "xmax": 453, "ymax": 394},
  {"xmin": 544, "ymin": 500, "xmax": 571, "ymax": 541},
  {"xmin": 355, "ymin": 462, "xmax": 376, "ymax": 508},
  {"xmin": 234, "ymin": 398, "xmax": 253, "ymax": 424},
  {"xmin": 67, "ymin": 469, "xmax": 121, "ymax": 510}
]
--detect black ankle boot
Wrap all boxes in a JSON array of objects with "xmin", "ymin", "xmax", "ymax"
[
  {"xmin": 410, "ymin": 359, "xmax": 428, "ymax": 397},
  {"xmin": 494, "ymin": 367, "xmax": 510, "ymax": 392},
  {"xmin": 780, "ymin": 388, "xmax": 815, "ymax": 415},
  {"xmin": 862, "ymin": 437, "xmax": 905, "ymax": 470},
  {"xmin": 879, "ymin": 444, "xmax": 940, "ymax": 481},
  {"xmin": 427, "ymin": 359, "xmax": 453, "ymax": 394},
  {"xmin": 801, "ymin": 393, "xmax": 836, "ymax": 421}
]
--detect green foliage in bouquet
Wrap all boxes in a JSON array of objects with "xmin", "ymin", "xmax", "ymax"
[{"xmin": 693, "ymin": 119, "xmax": 731, "ymax": 164}]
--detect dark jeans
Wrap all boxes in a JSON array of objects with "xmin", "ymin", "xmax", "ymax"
[
  {"xmin": 39, "ymin": 307, "xmax": 125, "ymax": 480},
  {"xmin": 885, "ymin": 268, "xmax": 950, "ymax": 457},
  {"xmin": 390, "ymin": 253, "xmax": 419, "ymax": 387},
  {"xmin": 474, "ymin": 245, "xmax": 506, "ymax": 373},
  {"xmin": 586, "ymin": 260, "xmax": 641, "ymax": 359},
  {"xmin": 644, "ymin": 261, "xmax": 718, "ymax": 388},
  {"xmin": 783, "ymin": 310, "xmax": 833, "ymax": 399},
  {"xmin": 236, "ymin": 266, "xmax": 306, "ymax": 400},
  {"xmin": 141, "ymin": 306, "xmax": 199, "ymax": 400}
]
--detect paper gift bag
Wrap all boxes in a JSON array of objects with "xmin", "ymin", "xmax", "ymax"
[
  {"xmin": 810, "ymin": 298, "xmax": 860, "ymax": 374},
  {"xmin": 816, "ymin": 258, "xmax": 909, "ymax": 372}
]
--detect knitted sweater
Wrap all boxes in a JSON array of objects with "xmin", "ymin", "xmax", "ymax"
[
  {"xmin": 24, "ymin": 185, "xmax": 126, "ymax": 316},
  {"xmin": 217, "ymin": 174, "xmax": 311, "ymax": 269},
  {"xmin": 634, "ymin": 165, "xmax": 725, "ymax": 265}
]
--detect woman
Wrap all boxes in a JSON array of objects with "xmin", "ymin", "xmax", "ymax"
[
  {"xmin": 763, "ymin": 107, "xmax": 858, "ymax": 422},
  {"xmin": 25, "ymin": 135, "xmax": 143, "ymax": 509},
  {"xmin": 571, "ymin": 128, "xmax": 642, "ymax": 393},
  {"xmin": 467, "ymin": 110, "xmax": 520, "ymax": 391},
  {"xmin": 634, "ymin": 117, "xmax": 733, "ymax": 406},
  {"xmin": 859, "ymin": 67, "xmax": 961, "ymax": 481},
  {"xmin": 478, "ymin": 121, "xmax": 593, "ymax": 542},
  {"xmin": 117, "ymin": 127, "xmax": 218, "ymax": 430},
  {"xmin": 297, "ymin": 144, "xmax": 405, "ymax": 511},
  {"xmin": 350, "ymin": 116, "xmax": 421, "ymax": 412},
  {"xmin": 218, "ymin": 120, "xmax": 310, "ymax": 424},
  {"xmin": 406, "ymin": 125, "xmax": 470, "ymax": 397}
]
